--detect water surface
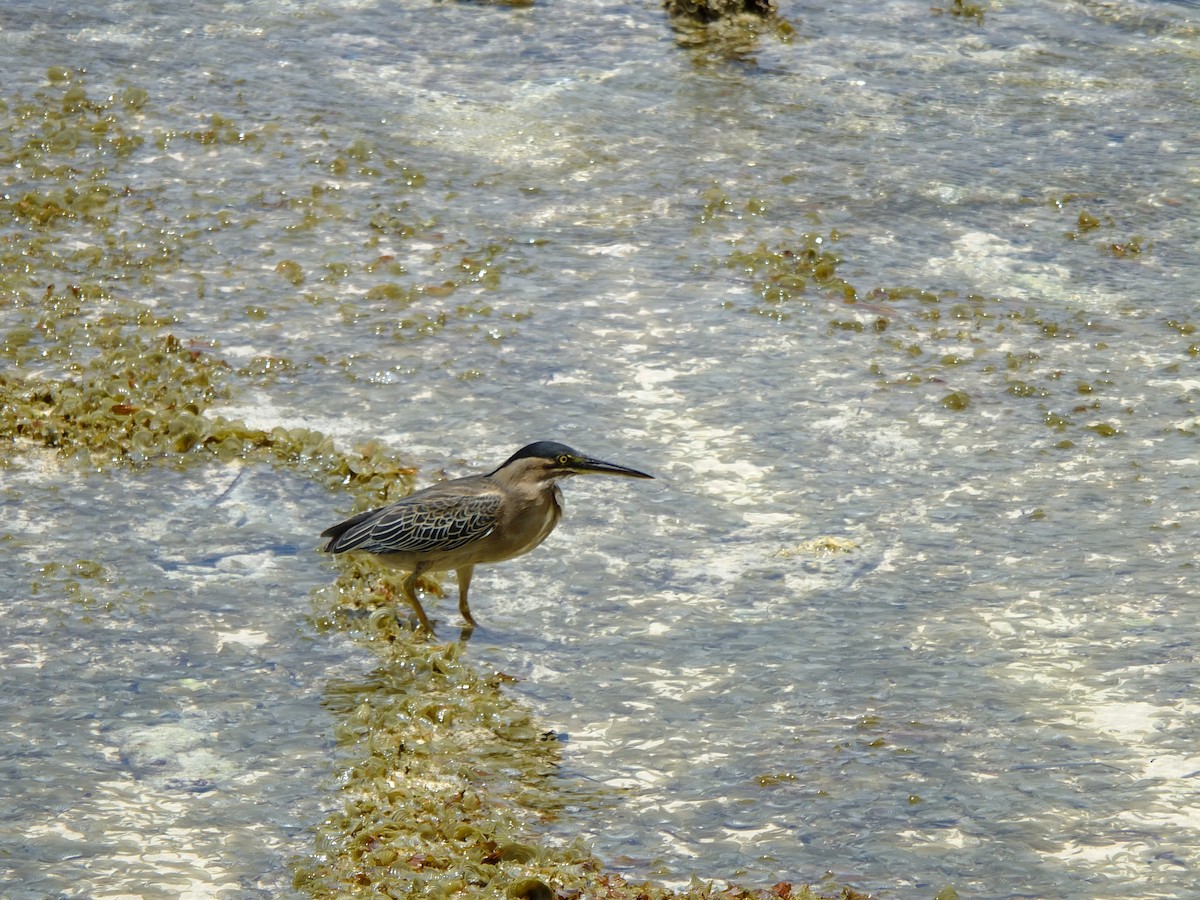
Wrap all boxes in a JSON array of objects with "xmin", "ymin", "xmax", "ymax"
[{"xmin": 2, "ymin": 0, "xmax": 1198, "ymax": 897}]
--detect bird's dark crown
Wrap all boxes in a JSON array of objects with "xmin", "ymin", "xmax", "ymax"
[{"xmin": 497, "ymin": 441, "xmax": 579, "ymax": 470}]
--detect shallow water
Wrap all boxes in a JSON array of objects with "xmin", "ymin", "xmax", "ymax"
[
  {"xmin": 0, "ymin": 458, "xmax": 356, "ymax": 897},
  {"xmin": 2, "ymin": 0, "xmax": 1199, "ymax": 896}
]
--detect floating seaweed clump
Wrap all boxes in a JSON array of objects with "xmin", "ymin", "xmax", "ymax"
[{"xmin": 727, "ymin": 232, "xmax": 855, "ymax": 317}]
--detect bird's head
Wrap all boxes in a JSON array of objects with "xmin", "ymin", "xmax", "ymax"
[{"xmin": 491, "ymin": 441, "xmax": 654, "ymax": 483}]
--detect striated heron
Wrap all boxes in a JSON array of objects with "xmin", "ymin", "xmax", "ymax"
[{"xmin": 321, "ymin": 441, "xmax": 653, "ymax": 633}]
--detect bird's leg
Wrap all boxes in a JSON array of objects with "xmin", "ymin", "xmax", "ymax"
[
  {"xmin": 400, "ymin": 568, "xmax": 435, "ymax": 634},
  {"xmin": 455, "ymin": 565, "xmax": 478, "ymax": 629}
]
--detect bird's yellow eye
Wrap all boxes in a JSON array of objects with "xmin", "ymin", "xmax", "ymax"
[{"xmin": 558, "ymin": 454, "xmax": 570, "ymax": 465}]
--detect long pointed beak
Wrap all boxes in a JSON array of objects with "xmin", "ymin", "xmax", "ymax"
[{"xmin": 572, "ymin": 455, "xmax": 654, "ymax": 479}]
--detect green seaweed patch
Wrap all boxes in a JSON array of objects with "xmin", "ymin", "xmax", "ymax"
[
  {"xmin": 1005, "ymin": 381, "xmax": 1048, "ymax": 399},
  {"xmin": 1059, "ymin": 204, "xmax": 1151, "ymax": 257},
  {"xmin": 0, "ymin": 79, "xmax": 189, "ymax": 315},
  {"xmin": 1, "ymin": 71, "xmax": 146, "ymax": 177},
  {"xmin": 0, "ymin": 332, "xmax": 226, "ymax": 459},
  {"xmin": 276, "ymin": 259, "xmax": 306, "ymax": 286},
  {"xmin": 931, "ymin": 0, "xmax": 985, "ymax": 22},
  {"xmin": 0, "ymin": 332, "xmax": 416, "ymax": 500},
  {"xmin": 314, "ymin": 138, "xmax": 430, "ymax": 183},
  {"xmin": 333, "ymin": 240, "xmax": 521, "ymax": 349},
  {"xmin": 300, "ymin": 575, "xmax": 595, "ymax": 896},
  {"xmin": 156, "ymin": 112, "xmax": 265, "ymax": 149},
  {"xmin": 699, "ymin": 184, "xmax": 735, "ymax": 223},
  {"xmin": 668, "ymin": 5, "xmax": 796, "ymax": 63},
  {"xmin": 1165, "ymin": 320, "xmax": 1195, "ymax": 336},
  {"xmin": 727, "ymin": 232, "xmax": 855, "ymax": 308},
  {"xmin": 1105, "ymin": 236, "xmax": 1146, "ymax": 257},
  {"xmin": 236, "ymin": 354, "xmax": 300, "ymax": 384},
  {"xmin": 30, "ymin": 558, "xmax": 119, "ymax": 611},
  {"xmin": 716, "ymin": 211, "xmax": 1139, "ymax": 451},
  {"xmin": 1042, "ymin": 412, "xmax": 1071, "ymax": 431},
  {"xmin": 940, "ymin": 390, "xmax": 971, "ymax": 411},
  {"xmin": 301, "ymin": 559, "xmax": 880, "ymax": 898}
]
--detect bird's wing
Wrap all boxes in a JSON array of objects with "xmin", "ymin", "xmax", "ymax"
[{"xmin": 323, "ymin": 490, "xmax": 501, "ymax": 556}]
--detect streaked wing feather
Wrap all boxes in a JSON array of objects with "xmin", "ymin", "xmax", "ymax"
[{"xmin": 329, "ymin": 491, "xmax": 500, "ymax": 556}]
